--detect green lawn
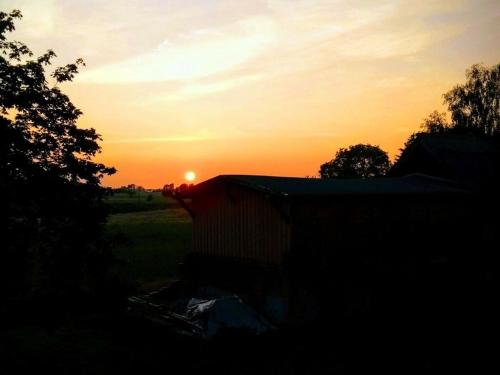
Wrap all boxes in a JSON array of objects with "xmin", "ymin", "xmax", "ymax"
[
  {"xmin": 104, "ymin": 191, "xmax": 181, "ymax": 214},
  {"xmin": 106, "ymin": 204, "xmax": 192, "ymax": 291}
]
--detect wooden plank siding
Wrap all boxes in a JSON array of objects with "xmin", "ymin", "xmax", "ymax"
[
  {"xmin": 191, "ymin": 185, "xmax": 291, "ymax": 265},
  {"xmin": 289, "ymin": 194, "xmax": 478, "ymax": 257}
]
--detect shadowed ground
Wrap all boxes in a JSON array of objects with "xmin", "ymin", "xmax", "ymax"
[{"xmin": 106, "ymin": 207, "xmax": 192, "ymax": 290}]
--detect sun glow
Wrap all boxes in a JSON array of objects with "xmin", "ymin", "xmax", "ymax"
[
  {"xmin": 185, "ymin": 171, "xmax": 196, "ymax": 182},
  {"xmin": 12, "ymin": 0, "xmax": 495, "ymax": 188}
]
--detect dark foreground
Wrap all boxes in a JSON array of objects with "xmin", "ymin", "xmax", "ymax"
[
  {"xmin": 1, "ymin": 302, "xmax": 495, "ymax": 375},
  {"xmin": 2, "ymin": 193, "xmax": 496, "ymax": 373}
]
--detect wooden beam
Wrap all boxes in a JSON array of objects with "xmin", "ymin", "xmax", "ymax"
[{"xmin": 173, "ymin": 194, "xmax": 195, "ymax": 219}]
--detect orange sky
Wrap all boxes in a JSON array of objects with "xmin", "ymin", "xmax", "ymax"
[{"xmin": 3, "ymin": 0, "xmax": 499, "ymax": 187}]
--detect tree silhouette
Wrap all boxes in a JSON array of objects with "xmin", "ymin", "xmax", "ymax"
[
  {"xmin": 420, "ymin": 110, "xmax": 451, "ymax": 134},
  {"xmin": 319, "ymin": 144, "xmax": 390, "ymax": 179},
  {"xmin": 395, "ymin": 62, "xmax": 500, "ymax": 165},
  {"xmin": 444, "ymin": 63, "xmax": 500, "ymax": 136},
  {"xmin": 0, "ymin": 10, "xmax": 116, "ymax": 302}
]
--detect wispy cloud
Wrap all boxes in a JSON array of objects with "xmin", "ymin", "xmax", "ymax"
[
  {"xmin": 78, "ymin": 16, "xmax": 276, "ymax": 83},
  {"xmin": 5, "ymin": 0, "xmax": 499, "ymax": 188},
  {"xmin": 106, "ymin": 136, "xmax": 213, "ymax": 144},
  {"xmin": 135, "ymin": 73, "xmax": 264, "ymax": 103},
  {"xmin": 1, "ymin": 0, "xmax": 57, "ymax": 37},
  {"xmin": 11, "ymin": 0, "xmax": 490, "ymax": 99},
  {"xmin": 105, "ymin": 128, "xmax": 222, "ymax": 143}
]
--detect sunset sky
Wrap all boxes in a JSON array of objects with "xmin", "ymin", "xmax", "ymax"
[{"xmin": 2, "ymin": 0, "xmax": 499, "ymax": 187}]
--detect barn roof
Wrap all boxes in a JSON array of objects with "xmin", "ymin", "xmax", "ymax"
[
  {"xmin": 179, "ymin": 173, "xmax": 469, "ymax": 199},
  {"xmin": 390, "ymin": 133, "xmax": 500, "ymax": 191}
]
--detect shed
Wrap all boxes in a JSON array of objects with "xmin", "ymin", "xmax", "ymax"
[
  {"xmin": 173, "ymin": 173, "xmax": 494, "ymax": 323},
  {"xmin": 176, "ymin": 173, "xmax": 475, "ymax": 267}
]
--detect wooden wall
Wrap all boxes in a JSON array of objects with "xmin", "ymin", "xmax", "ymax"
[
  {"xmin": 190, "ymin": 185, "xmax": 291, "ymax": 265},
  {"xmin": 189, "ymin": 186, "xmax": 479, "ymax": 266},
  {"xmin": 289, "ymin": 193, "xmax": 479, "ymax": 258}
]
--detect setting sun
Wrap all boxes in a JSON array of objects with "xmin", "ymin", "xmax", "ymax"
[
  {"xmin": 8, "ymin": 0, "xmax": 498, "ymax": 189},
  {"xmin": 185, "ymin": 171, "xmax": 196, "ymax": 182},
  {"xmin": 2, "ymin": 3, "xmax": 498, "ymax": 371}
]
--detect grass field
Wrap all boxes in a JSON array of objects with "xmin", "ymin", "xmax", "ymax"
[
  {"xmin": 104, "ymin": 191, "xmax": 181, "ymax": 214},
  {"xmin": 105, "ymin": 192, "xmax": 192, "ymax": 291}
]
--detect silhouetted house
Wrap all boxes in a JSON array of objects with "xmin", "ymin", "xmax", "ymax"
[
  {"xmin": 175, "ymin": 173, "xmax": 483, "ymax": 321},
  {"xmin": 390, "ymin": 133, "xmax": 500, "ymax": 192}
]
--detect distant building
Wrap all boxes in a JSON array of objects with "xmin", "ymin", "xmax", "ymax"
[{"xmin": 390, "ymin": 133, "xmax": 500, "ymax": 192}]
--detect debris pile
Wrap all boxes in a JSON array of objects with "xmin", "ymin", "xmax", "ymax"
[{"xmin": 128, "ymin": 284, "xmax": 274, "ymax": 338}]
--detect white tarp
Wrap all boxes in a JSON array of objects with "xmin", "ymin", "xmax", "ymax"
[{"xmin": 186, "ymin": 296, "xmax": 274, "ymax": 337}]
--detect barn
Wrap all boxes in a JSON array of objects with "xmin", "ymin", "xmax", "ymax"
[
  {"xmin": 176, "ymin": 173, "xmax": 475, "ymax": 265},
  {"xmin": 173, "ymin": 173, "xmax": 483, "ymax": 321}
]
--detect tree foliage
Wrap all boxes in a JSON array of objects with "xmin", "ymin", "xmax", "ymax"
[
  {"xmin": 319, "ymin": 144, "xmax": 390, "ymax": 179},
  {"xmin": 0, "ymin": 10, "xmax": 116, "ymax": 302},
  {"xmin": 395, "ymin": 62, "xmax": 500, "ymax": 164},
  {"xmin": 443, "ymin": 63, "xmax": 500, "ymax": 136},
  {"xmin": 420, "ymin": 110, "xmax": 451, "ymax": 134}
]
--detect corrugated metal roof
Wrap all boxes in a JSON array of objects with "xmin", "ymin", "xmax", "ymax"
[{"xmin": 181, "ymin": 173, "xmax": 469, "ymax": 198}]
